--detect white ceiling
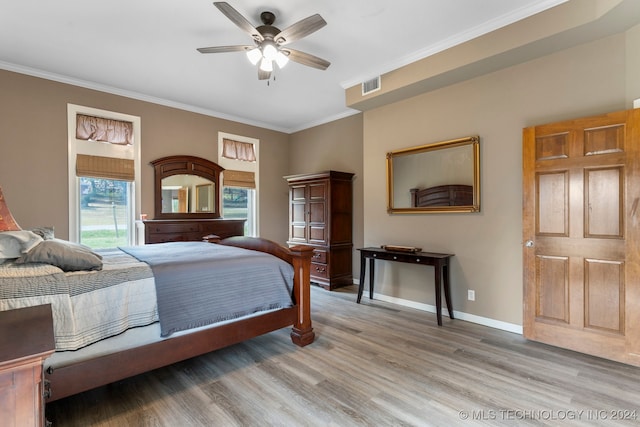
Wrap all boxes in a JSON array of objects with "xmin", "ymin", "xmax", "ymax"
[{"xmin": 0, "ymin": 0, "xmax": 568, "ymax": 133}]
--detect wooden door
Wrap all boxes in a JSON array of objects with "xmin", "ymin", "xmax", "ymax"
[
  {"xmin": 523, "ymin": 108, "xmax": 640, "ymax": 366},
  {"xmin": 289, "ymin": 184, "xmax": 308, "ymax": 243},
  {"xmin": 307, "ymin": 181, "xmax": 327, "ymax": 245},
  {"xmin": 177, "ymin": 187, "xmax": 188, "ymax": 213},
  {"xmin": 288, "ymin": 180, "xmax": 327, "ymax": 245}
]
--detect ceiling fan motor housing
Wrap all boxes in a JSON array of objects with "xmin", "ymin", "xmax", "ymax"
[{"xmin": 260, "ymin": 11, "xmax": 276, "ymax": 25}]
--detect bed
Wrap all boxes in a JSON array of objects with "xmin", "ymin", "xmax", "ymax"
[
  {"xmin": 409, "ymin": 184, "xmax": 474, "ymax": 207},
  {"xmin": 0, "ymin": 232, "xmax": 314, "ymax": 402}
]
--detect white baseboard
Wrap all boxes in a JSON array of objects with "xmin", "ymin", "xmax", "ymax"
[{"xmin": 365, "ymin": 291, "xmax": 523, "ymax": 335}]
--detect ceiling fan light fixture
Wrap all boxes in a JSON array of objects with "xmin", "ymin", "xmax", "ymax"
[
  {"xmin": 262, "ymin": 42, "xmax": 278, "ymax": 62},
  {"xmin": 246, "ymin": 47, "xmax": 261, "ymax": 65},
  {"xmin": 275, "ymin": 51, "xmax": 289, "ymax": 68},
  {"xmin": 259, "ymin": 57, "xmax": 273, "ymax": 72}
]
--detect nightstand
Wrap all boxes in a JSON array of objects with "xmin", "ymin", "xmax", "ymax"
[{"xmin": 0, "ymin": 304, "xmax": 55, "ymax": 427}]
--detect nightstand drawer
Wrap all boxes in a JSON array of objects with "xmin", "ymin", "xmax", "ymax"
[{"xmin": 0, "ymin": 305, "xmax": 54, "ymax": 427}]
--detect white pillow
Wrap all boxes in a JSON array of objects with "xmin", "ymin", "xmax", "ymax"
[{"xmin": 0, "ymin": 230, "xmax": 43, "ymax": 260}]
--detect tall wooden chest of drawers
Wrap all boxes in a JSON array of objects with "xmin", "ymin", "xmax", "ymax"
[{"xmin": 285, "ymin": 171, "xmax": 354, "ymax": 290}]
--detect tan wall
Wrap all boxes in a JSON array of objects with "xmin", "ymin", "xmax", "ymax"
[
  {"xmin": 0, "ymin": 70, "xmax": 290, "ymax": 243},
  {"xmin": 363, "ymin": 33, "xmax": 631, "ymax": 325},
  {"xmin": 289, "ymin": 114, "xmax": 364, "ymax": 277},
  {"xmin": 627, "ymin": 23, "xmax": 640, "ymax": 104},
  {"xmin": 2, "ymin": 28, "xmax": 637, "ymax": 328}
]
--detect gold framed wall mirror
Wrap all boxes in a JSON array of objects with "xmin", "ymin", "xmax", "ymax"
[{"xmin": 387, "ymin": 136, "xmax": 480, "ymax": 213}]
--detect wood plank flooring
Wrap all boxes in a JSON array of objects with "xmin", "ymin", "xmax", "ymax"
[{"xmin": 46, "ymin": 285, "xmax": 640, "ymax": 426}]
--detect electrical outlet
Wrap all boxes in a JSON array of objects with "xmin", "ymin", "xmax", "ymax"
[{"xmin": 468, "ymin": 290, "xmax": 475, "ymax": 301}]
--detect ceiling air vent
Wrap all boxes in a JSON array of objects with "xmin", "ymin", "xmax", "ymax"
[{"xmin": 362, "ymin": 76, "xmax": 381, "ymax": 95}]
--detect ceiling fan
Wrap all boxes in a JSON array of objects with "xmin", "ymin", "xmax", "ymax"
[{"xmin": 197, "ymin": 2, "xmax": 330, "ymax": 80}]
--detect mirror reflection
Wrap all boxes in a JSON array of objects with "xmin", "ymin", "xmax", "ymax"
[
  {"xmin": 196, "ymin": 184, "xmax": 214, "ymax": 213},
  {"xmin": 161, "ymin": 175, "xmax": 215, "ymax": 214},
  {"xmin": 387, "ymin": 136, "xmax": 480, "ymax": 213}
]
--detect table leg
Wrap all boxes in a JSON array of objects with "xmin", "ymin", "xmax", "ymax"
[
  {"xmin": 434, "ymin": 261, "xmax": 443, "ymax": 326},
  {"xmin": 369, "ymin": 258, "xmax": 375, "ymax": 299},
  {"xmin": 442, "ymin": 263, "xmax": 454, "ymax": 320},
  {"xmin": 357, "ymin": 253, "xmax": 366, "ymax": 303}
]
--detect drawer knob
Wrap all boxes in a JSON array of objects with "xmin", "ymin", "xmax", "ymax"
[
  {"xmin": 416, "ymin": 258, "xmax": 420, "ymax": 262},
  {"xmin": 393, "ymin": 256, "xmax": 397, "ymax": 260}
]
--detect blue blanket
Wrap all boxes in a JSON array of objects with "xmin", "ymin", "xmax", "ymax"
[{"xmin": 120, "ymin": 241, "xmax": 294, "ymax": 337}]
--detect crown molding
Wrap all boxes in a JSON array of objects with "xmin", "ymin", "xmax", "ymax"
[
  {"xmin": 340, "ymin": 0, "xmax": 568, "ymax": 89},
  {"xmin": 0, "ymin": 60, "xmax": 294, "ymax": 134}
]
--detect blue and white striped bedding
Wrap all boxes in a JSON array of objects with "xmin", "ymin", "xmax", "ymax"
[
  {"xmin": 120, "ymin": 241, "xmax": 295, "ymax": 337},
  {"xmin": 0, "ymin": 243, "xmax": 295, "ymax": 351},
  {"xmin": 0, "ymin": 248, "xmax": 157, "ymax": 351}
]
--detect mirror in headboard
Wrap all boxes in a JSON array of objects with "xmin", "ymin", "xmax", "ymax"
[
  {"xmin": 387, "ymin": 136, "xmax": 480, "ymax": 213},
  {"xmin": 151, "ymin": 155, "xmax": 223, "ymax": 219}
]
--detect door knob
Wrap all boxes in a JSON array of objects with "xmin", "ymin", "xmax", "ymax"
[{"xmin": 525, "ymin": 240, "xmax": 534, "ymax": 248}]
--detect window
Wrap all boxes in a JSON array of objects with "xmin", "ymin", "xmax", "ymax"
[
  {"xmin": 218, "ymin": 133, "xmax": 258, "ymax": 237},
  {"xmin": 68, "ymin": 104, "xmax": 141, "ymax": 248},
  {"xmin": 78, "ymin": 177, "xmax": 132, "ymax": 248},
  {"xmin": 223, "ymin": 187, "xmax": 255, "ymax": 235}
]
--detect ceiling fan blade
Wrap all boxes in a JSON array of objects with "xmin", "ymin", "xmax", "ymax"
[
  {"xmin": 274, "ymin": 14, "xmax": 326, "ymax": 45},
  {"xmin": 283, "ymin": 49, "xmax": 330, "ymax": 70},
  {"xmin": 258, "ymin": 68, "xmax": 271, "ymax": 80},
  {"xmin": 214, "ymin": 2, "xmax": 263, "ymax": 42},
  {"xmin": 197, "ymin": 45, "xmax": 253, "ymax": 54}
]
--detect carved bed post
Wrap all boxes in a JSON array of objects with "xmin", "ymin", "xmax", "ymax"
[{"xmin": 288, "ymin": 245, "xmax": 315, "ymax": 346}]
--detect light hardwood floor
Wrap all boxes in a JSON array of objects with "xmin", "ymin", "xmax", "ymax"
[{"xmin": 46, "ymin": 285, "xmax": 640, "ymax": 426}]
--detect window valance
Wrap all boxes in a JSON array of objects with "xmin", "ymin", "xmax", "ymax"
[
  {"xmin": 76, "ymin": 114, "xmax": 134, "ymax": 145},
  {"xmin": 222, "ymin": 138, "xmax": 256, "ymax": 162}
]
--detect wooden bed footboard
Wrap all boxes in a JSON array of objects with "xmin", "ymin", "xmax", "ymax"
[
  {"xmin": 45, "ymin": 237, "xmax": 314, "ymax": 402},
  {"xmin": 219, "ymin": 236, "xmax": 315, "ymax": 346}
]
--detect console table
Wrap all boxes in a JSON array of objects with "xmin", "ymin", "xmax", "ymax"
[{"xmin": 357, "ymin": 247, "xmax": 454, "ymax": 326}]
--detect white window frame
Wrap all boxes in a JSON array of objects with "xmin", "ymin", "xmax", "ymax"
[
  {"xmin": 67, "ymin": 104, "xmax": 141, "ymax": 244},
  {"xmin": 217, "ymin": 132, "xmax": 259, "ymax": 236}
]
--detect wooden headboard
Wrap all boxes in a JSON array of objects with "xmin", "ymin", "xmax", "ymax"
[{"xmin": 410, "ymin": 184, "xmax": 473, "ymax": 207}]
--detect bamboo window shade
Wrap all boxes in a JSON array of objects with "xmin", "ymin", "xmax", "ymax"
[
  {"xmin": 223, "ymin": 170, "xmax": 255, "ymax": 189},
  {"xmin": 76, "ymin": 154, "xmax": 135, "ymax": 181},
  {"xmin": 222, "ymin": 138, "xmax": 256, "ymax": 162}
]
